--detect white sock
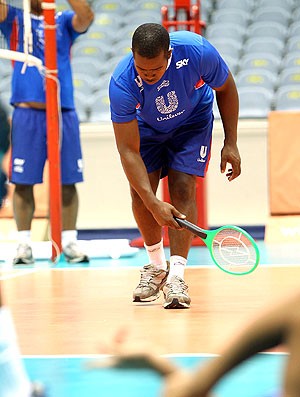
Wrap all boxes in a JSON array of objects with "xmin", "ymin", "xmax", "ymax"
[
  {"xmin": 0, "ymin": 307, "xmax": 31, "ymax": 397},
  {"xmin": 17, "ymin": 231, "xmax": 31, "ymax": 245},
  {"xmin": 167, "ymin": 255, "xmax": 187, "ymax": 281},
  {"xmin": 144, "ymin": 239, "xmax": 167, "ymax": 270},
  {"xmin": 62, "ymin": 230, "xmax": 77, "ymax": 250}
]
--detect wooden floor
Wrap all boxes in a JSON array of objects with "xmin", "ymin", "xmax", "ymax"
[{"xmin": 1, "ymin": 257, "xmax": 299, "ymax": 356}]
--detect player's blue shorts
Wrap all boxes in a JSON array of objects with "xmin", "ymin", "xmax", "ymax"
[
  {"xmin": 138, "ymin": 114, "xmax": 213, "ymax": 178},
  {"xmin": 10, "ymin": 107, "xmax": 84, "ymax": 185}
]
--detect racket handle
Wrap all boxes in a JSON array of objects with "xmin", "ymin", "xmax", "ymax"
[{"xmin": 174, "ymin": 217, "xmax": 207, "ymax": 239}]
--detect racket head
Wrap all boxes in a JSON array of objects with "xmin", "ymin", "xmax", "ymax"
[{"xmin": 206, "ymin": 225, "xmax": 260, "ymax": 275}]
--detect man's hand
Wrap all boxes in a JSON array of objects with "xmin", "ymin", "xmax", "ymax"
[
  {"xmin": 149, "ymin": 200, "xmax": 186, "ymax": 229},
  {"xmin": 220, "ymin": 142, "xmax": 241, "ymax": 181}
]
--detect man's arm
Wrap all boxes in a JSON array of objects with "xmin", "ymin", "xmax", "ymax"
[
  {"xmin": 214, "ymin": 71, "xmax": 241, "ymax": 181},
  {"xmin": 0, "ymin": 0, "xmax": 8, "ymax": 23},
  {"xmin": 162, "ymin": 291, "xmax": 300, "ymax": 397},
  {"xmin": 113, "ymin": 119, "xmax": 184, "ymax": 229},
  {"xmin": 67, "ymin": 0, "xmax": 94, "ymax": 33}
]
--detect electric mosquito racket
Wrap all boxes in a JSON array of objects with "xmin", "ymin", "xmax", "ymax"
[{"xmin": 174, "ymin": 217, "xmax": 260, "ymax": 275}]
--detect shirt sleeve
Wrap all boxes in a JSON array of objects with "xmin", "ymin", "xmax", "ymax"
[
  {"xmin": 59, "ymin": 10, "xmax": 81, "ymax": 42},
  {"xmin": 0, "ymin": 5, "xmax": 17, "ymax": 42},
  {"xmin": 199, "ymin": 37, "xmax": 229, "ymax": 89},
  {"xmin": 109, "ymin": 77, "xmax": 138, "ymax": 123}
]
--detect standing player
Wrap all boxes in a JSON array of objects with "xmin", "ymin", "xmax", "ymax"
[
  {"xmin": 109, "ymin": 23, "xmax": 241, "ymax": 309},
  {"xmin": 0, "ymin": 0, "xmax": 94, "ymax": 264}
]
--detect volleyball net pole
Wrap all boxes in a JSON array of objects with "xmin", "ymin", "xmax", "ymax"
[{"xmin": 42, "ymin": 0, "xmax": 62, "ymax": 262}]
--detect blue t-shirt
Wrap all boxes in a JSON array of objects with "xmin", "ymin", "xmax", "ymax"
[
  {"xmin": 109, "ymin": 30, "xmax": 229, "ymax": 133},
  {"xmin": 0, "ymin": 5, "xmax": 82, "ymax": 109}
]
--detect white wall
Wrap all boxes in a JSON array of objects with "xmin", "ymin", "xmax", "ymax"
[{"xmin": 77, "ymin": 119, "xmax": 269, "ymax": 229}]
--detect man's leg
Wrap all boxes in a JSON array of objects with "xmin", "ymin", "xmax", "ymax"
[
  {"xmin": 168, "ymin": 170, "xmax": 197, "ymax": 258},
  {"xmin": 132, "ymin": 170, "xmax": 169, "ymax": 302},
  {"xmin": 12, "ymin": 184, "xmax": 35, "ymax": 265},
  {"xmin": 62, "ymin": 184, "xmax": 78, "ymax": 231},
  {"xmin": 162, "ymin": 170, "xmax": 197, "ymax": 309},
  {"xmin": 13, "ymin": 184, "xmax": 35, "ymax": 231},
  {"xmin": 61, "ymin": 184, "xmax": 89, "ymax": 263},
  {"xmin": 131, "ymin": 170, "xmax": 162, "ymax": 246}
]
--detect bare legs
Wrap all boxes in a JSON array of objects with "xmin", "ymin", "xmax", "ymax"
[
  {"xmin": 131, "ymin": 169, "xmax": 198, "ymax": 258},
  {"xmin": 13, "ymin": 183, "xmax": 79, "ymax": 232}
]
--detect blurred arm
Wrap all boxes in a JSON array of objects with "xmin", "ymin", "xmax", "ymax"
[
  {"xmin": 67, "ymin": 0, "xmax": 94, "ymax": 32},
  {"xmin": 0, "ymin": 0, "xmax": 8, "ymax": 23}
]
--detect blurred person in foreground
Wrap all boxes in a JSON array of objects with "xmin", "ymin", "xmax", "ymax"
[
  {"xmin": 90, "ymin": 288, "xmax": 300, "ymax": 397},
  {"xmin": 0, "ymin": 101, "xmax": 45, "ymax": 396}
]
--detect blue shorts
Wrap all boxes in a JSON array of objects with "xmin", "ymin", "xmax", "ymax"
[
  {"xmin": 10, "ymin": 107, "xmax": 84, "ymax": 185},
  {"xmin": 139, "ymin": 115, "xmax": 213, "ymax": 178}
]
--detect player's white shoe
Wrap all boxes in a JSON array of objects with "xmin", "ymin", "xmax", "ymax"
[
  {"xmin": 163, "ymin": 275, "xmax": 191, "ymax": 309},
  {"xmin": 63, "ymin": 242, "xmax": 89, "ymax": 264},
  {"xmin": 13, "ymin": 243, "xmax": 34, "ymax": 265},
  {"xmin": 133, "ymin": 262, "xmax": 169, "ymax": 302}
]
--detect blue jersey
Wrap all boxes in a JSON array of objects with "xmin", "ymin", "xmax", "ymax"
[
  {"xmin": 109, "ymin": 30, "xmax": 229, "ymax": 133},
  {"xmin": 0, "ymin": 5, "xmax": 82, "ymax": 109}
]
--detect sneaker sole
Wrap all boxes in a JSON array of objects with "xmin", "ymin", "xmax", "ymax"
[
  {"xmin": 133, "ymin": 291, "xmax": 161, "ymax": 302},
  {"xmin": 65, "ymin": 255, "xmax": 90, "ymax": 264},
  {"xmin": 13, "ymin": 259, "xmax": 35, "ymax": 265},
  {"xmin": 163, "ymin": 298, "xmax": 190, "ymax": 309}
]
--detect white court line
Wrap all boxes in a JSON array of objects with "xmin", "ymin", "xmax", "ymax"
[
  {"xmin": 1, "ymin": 263, "xmax": 299, "ymax": 277},
  {"xmin": 22, "ymin": 351, "xmax": 288, "ymax": 359},
  {"xmin": 0, "ymin": 268, "xmax": 38, "ymax": 280}
]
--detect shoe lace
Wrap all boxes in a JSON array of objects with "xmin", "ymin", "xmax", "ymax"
[
  {"xmin": 65, "ymin": 242, "xmax": 83, "ymax": 256},
  {"xmin": 166, "ymin": 276, "xmax": 188, "ymax": 294},
  {"xmin": 17, "ymin": 244, "xmax": 31, "ymax": 257},
  {"xmin": 138, "ymin": 265, "xmax": 161, "ymax": 287}
]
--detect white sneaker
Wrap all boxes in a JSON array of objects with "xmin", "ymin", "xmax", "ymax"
[
  {"xmin": 13, "ymin": 243, "xmax": 34, "ymax": 265},
  {"xmin": 63, "ymin": 242, "xmax": 89, "ymax": 264},
  {"xmin": 163, "ymin": 275, "xmax": 191, "ymax": 309},
  {"xmin": 133, "ymin": 262, "xmax": 169, "ymax": 302}
]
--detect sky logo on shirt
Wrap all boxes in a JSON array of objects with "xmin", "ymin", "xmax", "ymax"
[{"xmin": 176, "ymin": 58, "xmax": 189, "ymax": 69}]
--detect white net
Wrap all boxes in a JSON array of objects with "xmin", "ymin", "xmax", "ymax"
[
  {"xmin": 0, "ymin": 0, "xmax": 44, "ymax": 109},
  {"xmin": 0, "ymin": 0, "xmax": 43, "ymax": 68}
]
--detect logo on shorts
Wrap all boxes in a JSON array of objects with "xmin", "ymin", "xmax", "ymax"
[
  {"xmin": 197, "ymin": 146, "xmax": 207, "ymax": 163},
  {"xmin": 13, "ymin": 158, "xmax": 25, "ymax": 173},
  {"xmin": 77, "ymin": 159, "xmax": 83, "ymax": 173}
]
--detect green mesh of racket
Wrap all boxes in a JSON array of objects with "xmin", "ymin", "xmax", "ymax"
[{"xmin": 175, "ymin": 218, "xmax": 260, "ymax": 275}]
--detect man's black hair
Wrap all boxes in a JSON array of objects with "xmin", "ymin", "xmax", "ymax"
[{"xmin": 132, "ymin": 23, "xmax": 170, "ymax": 58}]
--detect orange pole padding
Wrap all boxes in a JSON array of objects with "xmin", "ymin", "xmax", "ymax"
[{"xmin": 42, "ymin": 0, "xmax": 62, "ymax": 261}]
